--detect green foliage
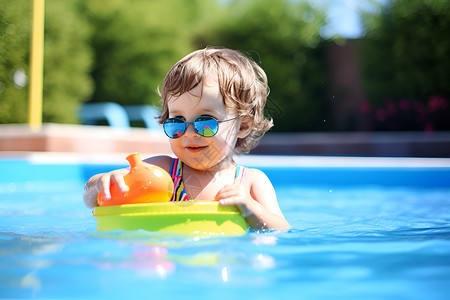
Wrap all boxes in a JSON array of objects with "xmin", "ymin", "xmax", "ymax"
[
  {"xmin": 43, "ymin": 0, "xmax": 93, "ymax": 123},
  {"xmin": 3, "ymin": 0, "xmax": 448, "ymax": 131},
  {"xmin": 0, "ymin": 0, "xmax": 31, "ymax": 123},
  {"xmin": 0, "ymin": 0, "xmax": 93, "ymax": 124},
  {"xmin": 0, "ymin": 0, "xmax": 327, "ymax": 131},
  {"xmin": 83, "ymin": 0, "xmax": 221, "ymax": 107},
  {"xmin": 360, "ymin": 0, "xmax": 450, "ymax": 104},
  {"xmin": 195, "ymin": 0, "xmax": 329, "ymax": 131}
]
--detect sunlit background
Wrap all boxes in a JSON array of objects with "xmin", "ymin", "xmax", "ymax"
[{"xmin": 0, "ymin": 0, "xmax": 449, "ymax": 155}]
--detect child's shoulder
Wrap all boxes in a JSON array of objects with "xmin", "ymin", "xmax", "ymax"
[
  {"xmin": 245, "ymin": 167, "xmax": 274, "ymax": 186},
  {"xmin": 244, "ymin": 167, "xmax": 277, "ymax": 203},
  {"xmin": 143, "ymin": 155, "xmax": 175, "ymax": 174}
]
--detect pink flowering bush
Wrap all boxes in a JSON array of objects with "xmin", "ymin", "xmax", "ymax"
[{"xmin": 360, "ymin": 95, "xmax": 449, "ymax": 131}]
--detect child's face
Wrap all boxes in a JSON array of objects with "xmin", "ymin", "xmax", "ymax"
[{"xmin": 166, "ymin": 76, "xmax": 242, "ymax": 171}]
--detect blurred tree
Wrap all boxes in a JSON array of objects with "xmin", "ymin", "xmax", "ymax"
[
  {"xmin": 83, "ymin": 0, "xmax": 221, "ymax": 107},
  {"xmin": 0, "ymin": 0, "xmax": 331, "ymax": 131},
  {"xmin": 360, "ymin": 0, "xmax": 450, "ymax": 104},
  {"xmin": 0, "ymin": 0, "xmax": 93, "ymax": 124},
  {"xmin": 43, "ymin": 0, "xmax": 93, "ymax": 123},
  {"xmin": 0, "ymin": 0, "xmax": 32, "ymax": 123},
  {"xmin": 194, "ymin": 0, "xmax": 329, "ymax": 131}
]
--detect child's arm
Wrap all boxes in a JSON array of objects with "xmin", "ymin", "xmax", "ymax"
[
  {"xmin": 215, "ymin": 169, "xmax": 290, "ymax": 230},
  {"xmin": 83, "ymin": 156, "xmax": 173, "ymax": 208}
]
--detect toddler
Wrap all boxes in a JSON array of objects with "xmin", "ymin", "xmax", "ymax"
[{"xmin": 83, "ymin": 47, "xmax": 289, "ymax": 230}]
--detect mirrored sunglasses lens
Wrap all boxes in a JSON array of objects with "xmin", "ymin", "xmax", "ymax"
[
  {"xmin": 164, "ymin": 119, "xmax": 186, "ymax": 138},
  {"xmin": 194, "ymin": 117, "xmax": 218, "ymax": 137}
]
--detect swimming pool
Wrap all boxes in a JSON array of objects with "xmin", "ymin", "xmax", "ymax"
[{"xmin": 1, "ymin": 154, "xmax": 450, "ymax": 299}]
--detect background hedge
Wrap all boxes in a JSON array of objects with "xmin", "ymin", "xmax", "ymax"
[{"xmin": 1, "ymin": 0, "xmax": 449, "ymax": 131}]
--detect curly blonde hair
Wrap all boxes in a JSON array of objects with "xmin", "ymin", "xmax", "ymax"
[{"xmin": 159, "ymin": 47, "xmax": 273, "ymax": 154}]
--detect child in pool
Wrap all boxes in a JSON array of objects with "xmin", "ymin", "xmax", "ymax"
[{"xmin": 83, "ymin": 47, "xmax": 289, "ymax": 230}]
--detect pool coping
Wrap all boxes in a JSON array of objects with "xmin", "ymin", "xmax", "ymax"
[{"xmin": 1, "ymin": 124, "xmax": 449, "ymax": 157}]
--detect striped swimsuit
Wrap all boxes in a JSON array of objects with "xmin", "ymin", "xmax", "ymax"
[{"xmin": 169, "ymin": 158, "xmax": 248, "ymax": 202}]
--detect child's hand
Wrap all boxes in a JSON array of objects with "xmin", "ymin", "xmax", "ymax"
[
  {"xmin": 214, "ymin": 171, "xmax": 290, "ymax": 230},
  {"xmin": 99, "ymin": 169, "xmax": 129, "ymax": 201},
  {"xmin": 215, "ymin": 184, "xmax": 256, "ymax": 218}
]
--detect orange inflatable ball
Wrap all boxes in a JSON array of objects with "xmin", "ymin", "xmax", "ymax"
[{"xmin": 98, "ymin": 153, "xmax": 174, "ymax": 206}]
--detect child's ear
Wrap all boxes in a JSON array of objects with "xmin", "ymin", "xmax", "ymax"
[{"xmin": 237, "ymin": 116, "xmax": 252, "ymax": 138}]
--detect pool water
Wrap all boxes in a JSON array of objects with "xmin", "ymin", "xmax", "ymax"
[{"xmin": 1, "ymin": 157, "xmax": 450, "ymax": 299}]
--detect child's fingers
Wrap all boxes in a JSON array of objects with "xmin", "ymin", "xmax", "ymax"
[
  {"xmin": 216, "ymin": 185, "xmax": 247, "ymax": 206},
  {"xmin": 99, "ymin": 172, "xmax": 128, "ymax": 201},
  {"xmin": 218, "ymin": 197, "xmax": 240, "ymax": 206},
  {"xmin": 219, "ymin": 195, "xmax": 254, "ymax": 218},
  {"xmin": 100, "ymin": 176, "xmax": 111, "ymax": 200},
  {"xmin": 111, "ymin": 173, "xmax": 129, "ymax": 193},
  {"xmin": 215, "ymin": 185, "xmax": 239, "ymax": 200}
]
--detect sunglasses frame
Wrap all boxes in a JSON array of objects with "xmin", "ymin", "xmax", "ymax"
[{"xmin": 163, "ymin": 115, "xmax": 241, "ymax": 139}]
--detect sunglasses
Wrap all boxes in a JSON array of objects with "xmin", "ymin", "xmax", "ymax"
[{"xmin": 163, "ymin": 115, "xmax": 240, "ymax": 139}]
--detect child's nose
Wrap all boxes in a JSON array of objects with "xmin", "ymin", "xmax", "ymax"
[{"xmin": 183, "ymin": 122, "xmax": 200, "ymax": 137}]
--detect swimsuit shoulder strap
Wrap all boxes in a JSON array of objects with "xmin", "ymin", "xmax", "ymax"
[
  {"xmin": 169, "ymin": 158, "xmax": 181, "ymax": 179},
  {"xmin": 235, "ymin": 165, "xmax": 248, "ymax": 184},
  {"xmin": 170, "ymin": 158, "xmax": 188, "ymax": 201}
]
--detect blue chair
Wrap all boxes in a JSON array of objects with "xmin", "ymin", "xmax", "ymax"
[
  {"xmin": 124, "ymin": 105, "xmax": 161, "ymax": 130},
  {"xmin": 79, "ymin": 102, "xmax": 130, "ymax": 128}
]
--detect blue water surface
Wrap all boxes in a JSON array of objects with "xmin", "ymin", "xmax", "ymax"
[{"xmin": 1, "ymin": 159, "xmax": 450, "ymax": 299}]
